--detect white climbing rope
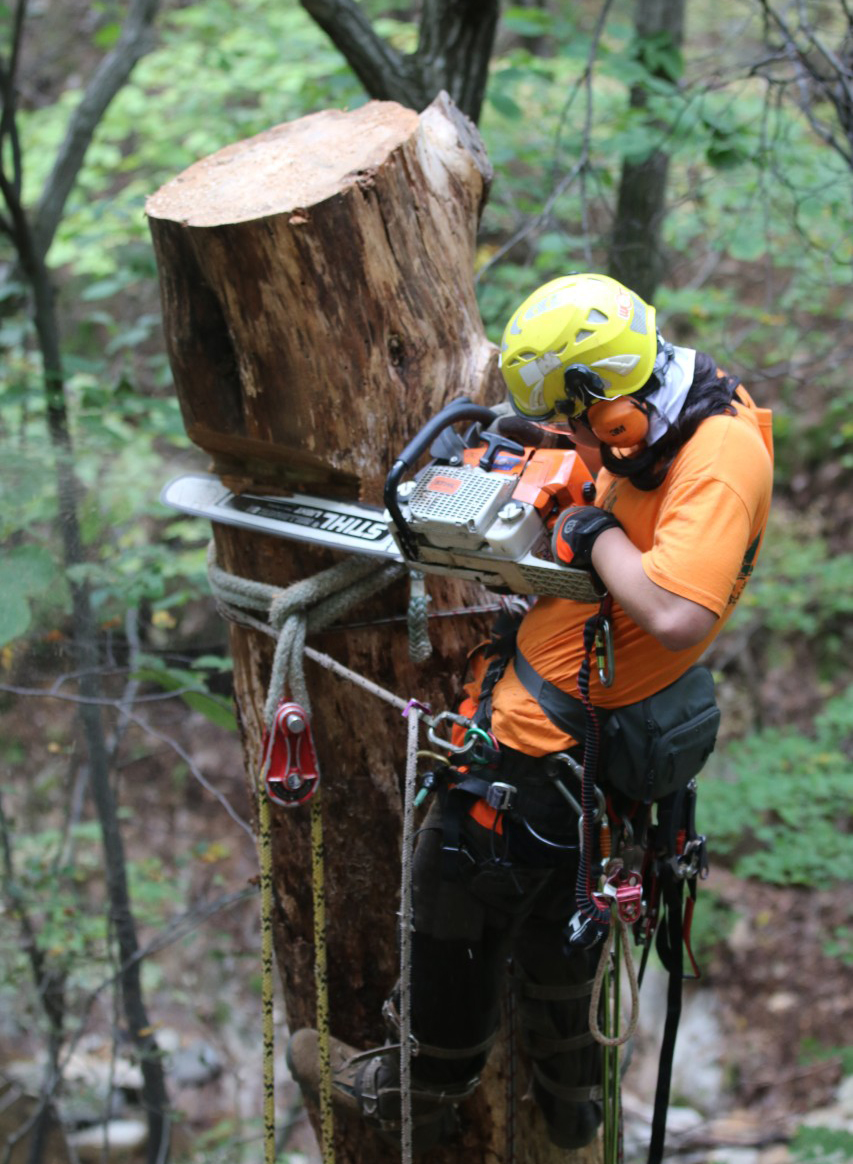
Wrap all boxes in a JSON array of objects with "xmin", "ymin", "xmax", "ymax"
[
  {"xmin": 303, "ymin": 646, "xmax": 412, "ymax": 714},
  {"xmin": 399, "ymin": 704, "xmax": 422, "ymax": 1163}
]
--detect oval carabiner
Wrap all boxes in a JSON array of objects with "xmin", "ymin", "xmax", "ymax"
[
  {"xmin": 425, "ymin": 709, "xmax": 472, "ymax": 754},
  {"xmin": 595, "ymin": 616, "xmax": 615, "ymax": 688}
]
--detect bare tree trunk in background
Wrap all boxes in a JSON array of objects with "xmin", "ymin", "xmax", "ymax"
[
  {"xmin": 299, "ymin": 0, "xmax": 500, "ymax": 122},
  {"xmin": 609, "ymin": 0, "xmax": 687, "ymax": 301},
  {"xmin": 147, "ymin": 93, "xmax": 602, "ymax": 1164}
]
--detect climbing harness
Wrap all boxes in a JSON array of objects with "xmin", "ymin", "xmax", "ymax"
[{"xmin": 210, "ymin": 540, "xmax": 711, "ymax": 1164}]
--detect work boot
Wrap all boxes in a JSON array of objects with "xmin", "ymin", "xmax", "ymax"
[{"xmin": 286, "ymin": 1029, "xmax": 470, "ymax": 1154}]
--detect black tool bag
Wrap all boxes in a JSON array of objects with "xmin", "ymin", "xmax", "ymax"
[
  {"xmin": 514, "ymin": 652, "xmax": 721, "ymax": 803},
  {"xmin": 602, "ymin": 666, "xmax": 721, "ymax": 802}
]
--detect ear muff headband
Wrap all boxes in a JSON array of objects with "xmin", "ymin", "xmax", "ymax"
[{"xmin": 586, "ymin": 397, "xmax": 649, "ymax": 447}]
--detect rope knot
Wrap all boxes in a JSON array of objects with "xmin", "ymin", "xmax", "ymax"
[{"xmin": 269, "ymin": 591, "xmax": 300, "ymax": 631}]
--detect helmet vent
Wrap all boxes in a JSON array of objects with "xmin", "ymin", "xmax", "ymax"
[
  {"xmin": 586, "ymin": 308, "xmax": 609, "ymax": 324},
  {"xmin": 575, "ymin": 329, "xmax": 594, "ymax": 344}
]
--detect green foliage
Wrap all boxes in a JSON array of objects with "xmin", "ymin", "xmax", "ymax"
[
  {"xmin": 633, "ymin": 30, "xmax": 684, "ymax": 83},
  {"xmin": 2, "ymin": 1, "xmax": 374, "ymax": 655},
  {"xmin": 0, "ymin": 346, "xmax": 210, "ymax": 642},
  {"xmin": 0, "ymin": 545, "xmax": 59, "ymax": 647},
  {"xmin": 134, "ymin": 654, "xmax": 237, "ymax": 732},
  {"xmin": 20, "ymin": 2, "xmax": 365, "ymax": 282},
  {"xmin": 790, "ymin": 1125, "xmax": 853, "ymax": 1162},
  {"xmin": 727, "ymin": 509, "xmax": 853, "ymax": 679},
  {"xmin": 474, "ymin": 5, "xmax": 852, "ymax": 486},
  {"xmin": 699, "ymin": 688, "xmax": 853, "ymax": 886},
  {"xmin": 0, "ymin": 813, "xmax": 185, "ymax": 1003},
  {"xmin": 799, "ymin": 1038, "xmax": 853, "ymax": 1076},
  {"xmin": 821, "ymin": 925, "xmax": 853, "ymax": 968}
]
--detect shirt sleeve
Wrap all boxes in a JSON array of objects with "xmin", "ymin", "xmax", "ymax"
[
  {"xmin": 642, "ymin": 478, "xmax": 752, "ymax": 615},
  {"xmin": 640, "ymin": 418, "xmax": 770, "ymax": 616}
]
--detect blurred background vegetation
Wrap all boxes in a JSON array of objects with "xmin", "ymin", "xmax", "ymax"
[{"xmin": 0, "ymin": 1, "xmax": 851, "ymax": 1162}]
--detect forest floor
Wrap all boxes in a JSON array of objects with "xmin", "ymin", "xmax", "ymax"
[{"xmin": 0, "ymin": 656, "xmax": 850, "ymax": 1164}]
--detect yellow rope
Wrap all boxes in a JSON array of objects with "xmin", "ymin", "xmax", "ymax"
[
  {"xmin": 257, "ymin": 757, "xmax": 335, "ymax": 1164},
  {"xmin": 257, "ymin": 785, "xmax": 277, "ymax": 1164},
  {"xmin": 311, "ymin": 790, "xmax": 335, "ymax": 1163}
]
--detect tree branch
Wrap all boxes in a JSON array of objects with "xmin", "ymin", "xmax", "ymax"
[
  {"xmin": 32, "ymin": 0, "xmax": 161, "ymax": 261},
  {"xmin": 298, "ymin": 0, "xmax": 413, "ymax": 105},
  {"xmin": 0, "ymin": 1, "xmax": 27, "ymax": 198},
  {"xmin": 416, "ymin": 0, "xmax": 499, "ymax": 122},
  {"xmin": 299, "ymin": 0, "xmax": 499, "ymax": 120}
]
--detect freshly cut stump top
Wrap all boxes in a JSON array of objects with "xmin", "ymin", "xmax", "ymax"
[{"xmin": 146, "ymin": 104, "xmax": 420, "ymax": 227}]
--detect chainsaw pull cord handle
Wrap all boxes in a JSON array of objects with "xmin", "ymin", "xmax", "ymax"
[{"xmin": 383, "ymin": 397, "xmax": 498, "ymax": 559}]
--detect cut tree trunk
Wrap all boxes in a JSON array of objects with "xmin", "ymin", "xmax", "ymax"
[{"xmin": 147, "ymin": 94, "xmax": 601, "ymax": 1164}]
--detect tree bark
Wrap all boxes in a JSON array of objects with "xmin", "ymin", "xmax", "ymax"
[
  {"xmin": 147, "ymin": 94, "xmax": 601, "ymax": 1164},
  {"xmin": 608, "ymin": 0, "xmax": 687, "ymax": 302}
]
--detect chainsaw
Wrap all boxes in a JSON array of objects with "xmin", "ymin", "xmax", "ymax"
[{"xmin": 161, "ymin": 397, "xmax": 604, "ymax": 604}]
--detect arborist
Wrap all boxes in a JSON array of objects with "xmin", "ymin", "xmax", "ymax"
[{"xmin": 286, "ymin": 272, "xmax": 774, "ymax": 1153}]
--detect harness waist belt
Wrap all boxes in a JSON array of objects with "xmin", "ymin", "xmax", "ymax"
[
  {"xmin": 451, "ymin": 775, "xmax": 578, "ymax": 825},
  {"xmin": 514, "ymin": 649, "xmax": 612, "ymax": 740}
]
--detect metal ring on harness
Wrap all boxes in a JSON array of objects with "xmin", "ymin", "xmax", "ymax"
[{"xmin": 426, "ymin": 710, "xmax": 473, "ymax": 753}]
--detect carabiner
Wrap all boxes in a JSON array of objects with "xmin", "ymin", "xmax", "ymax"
[
  {"xmin": 426, "ymin": 709, "xmax": 473, "ymax": 754},
  {"xmin": 595, "ymin": 616, "xmax": 615, "ymax": 687}
]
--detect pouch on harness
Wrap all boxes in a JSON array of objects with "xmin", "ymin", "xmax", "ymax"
[{"xmin": 513, "ymin": 649, "xmax": 721, "ymax": 803}]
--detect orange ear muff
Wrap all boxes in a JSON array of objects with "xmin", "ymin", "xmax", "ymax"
[{"xmin": 587, "ymin": 397, "xmax": 649, "ymax": 447}]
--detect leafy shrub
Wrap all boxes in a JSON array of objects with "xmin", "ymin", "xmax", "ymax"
[
  {"xmin": 699, "ymin": 688, "xmax": 853, "ymax": 886},
  {"xmin": 790, "ymin": 1125, "xmax": 853, "ymax": 1163}
]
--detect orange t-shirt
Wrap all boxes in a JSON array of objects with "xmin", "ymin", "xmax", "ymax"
[{"xmin": 490, "ymin": 390, "xmax": 774, "ymax": 756}]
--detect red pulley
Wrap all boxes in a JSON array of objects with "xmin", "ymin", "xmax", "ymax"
[{"xmin": 262, "ymin": 701, "xmax": 320, "ymax": 807}]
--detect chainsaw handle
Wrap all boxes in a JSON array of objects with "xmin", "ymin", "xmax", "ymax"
[
  {"xmin": 384, "ymin": 397, "xmax": 498, "ymax": 558},
  {"xmin": 390, "ymin": 397, "xmax": 498, "ymax": 475}
]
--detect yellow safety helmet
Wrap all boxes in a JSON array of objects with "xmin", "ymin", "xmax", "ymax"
[{"xmin": 499, "ymin": 273, "xmax": 658, "ymax": 419}]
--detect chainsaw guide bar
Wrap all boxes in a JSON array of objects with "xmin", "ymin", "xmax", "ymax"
[
  {"xmin": 161, "ymin": 473, "xmax": 398, "ymax": 559},
  {"xmin": 161, "ymin": 471, "xmax": 603, "ymax": 605},
  {"xmin": 161, "ymin": 398, "xmax": 605, "ymax": 606}
]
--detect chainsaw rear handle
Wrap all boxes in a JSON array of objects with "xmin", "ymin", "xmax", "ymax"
[{"xmin": 384, "ymin": 396, "xmax": 498, "ymax": 559}]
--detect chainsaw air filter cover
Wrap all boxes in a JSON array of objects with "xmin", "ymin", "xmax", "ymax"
[{"xmin": 406, "ymin": 464, "xmax": 541, "ymax": 558}]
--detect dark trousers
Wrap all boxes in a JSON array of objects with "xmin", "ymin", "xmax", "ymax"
[{"xmin": 399, "ymin": 757, "xmax": 603, "ymax": 1149}]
